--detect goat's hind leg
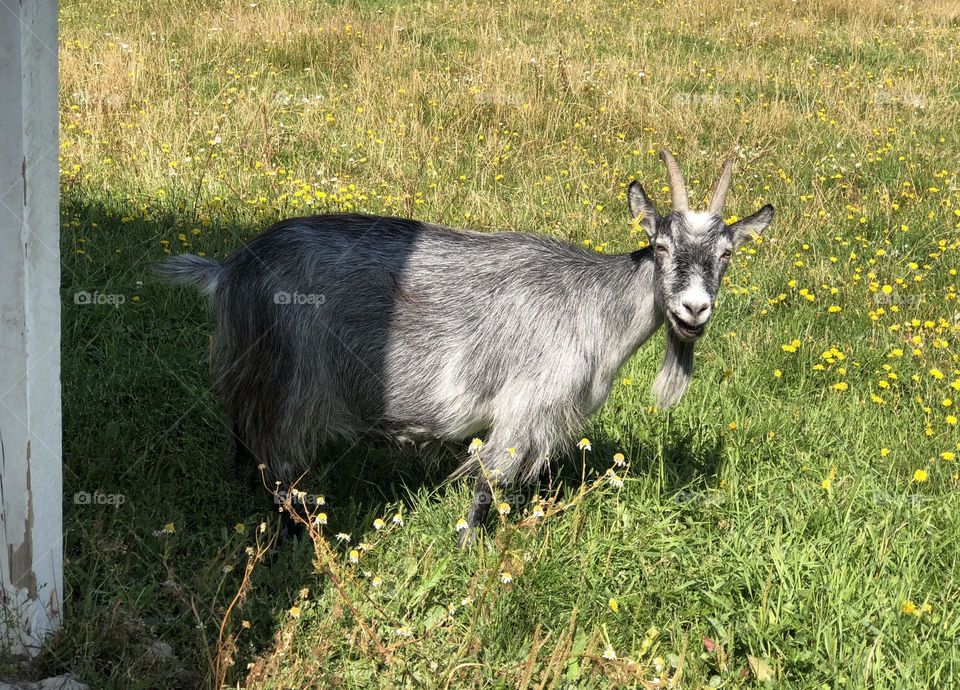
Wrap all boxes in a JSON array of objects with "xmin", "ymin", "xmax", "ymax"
[
  {"xmin": 236, "ymin": 423, "xmax": 306, "ymax": 541},
  {"xmin": 232, "ymin": 422, "xmax": 261, "ymax": 492},
  {"xmin": 273, "ymin": 463, "xmax": 309, "ymax": 541}
]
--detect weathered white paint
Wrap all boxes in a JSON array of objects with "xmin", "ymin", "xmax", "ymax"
[{"xmin": 0, "ymin": 0, "xmax": 62, "ymax": 655}]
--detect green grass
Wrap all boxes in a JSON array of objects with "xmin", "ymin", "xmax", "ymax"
[{"xmin": 47, "ymin": 0, "xmax": 960, "ymax": 686}]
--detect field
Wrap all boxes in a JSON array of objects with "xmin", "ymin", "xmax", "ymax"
[{"xmin": 50, "ymin": 0, "xmax": 960, "ymax": 687}]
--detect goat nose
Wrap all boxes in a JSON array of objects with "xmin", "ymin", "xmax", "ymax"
[{"xmin": 682, "ymin": 299, "xmax": 711, "ymax": 321}]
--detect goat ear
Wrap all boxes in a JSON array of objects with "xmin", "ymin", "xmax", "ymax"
[
  {"xmin": 728, "ymin": 204, "xmax": 774, "ymax": 246},
  {"xmin": 627, "ymin": 181, "xmax": 658, "ymax": 240}
]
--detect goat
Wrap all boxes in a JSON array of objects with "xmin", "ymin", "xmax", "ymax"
[{"xmin": 158, "ymin": 151, "xmax": 773, "ymax": 543}]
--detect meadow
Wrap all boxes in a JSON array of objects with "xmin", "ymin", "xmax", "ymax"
[{"xmin": 50, "ymin": 0, "xmax": 960, "ymax": 687}]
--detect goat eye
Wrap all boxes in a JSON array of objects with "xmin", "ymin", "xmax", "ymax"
[
  {"xmin": 656, "ymin": 244, "xmax": 669, "ymax": 254},
  {"xmin": 720, "ymin": 249, "xmax": 732, "ymax": 260}
]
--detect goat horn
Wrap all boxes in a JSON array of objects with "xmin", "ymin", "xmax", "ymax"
[
  {"xmin": 709, "ymin": 158, "xmax": 734, "ymax": 215},
  {"xmin": 658, "ymin": 149, "xmax": 689, "ymax": 211}
]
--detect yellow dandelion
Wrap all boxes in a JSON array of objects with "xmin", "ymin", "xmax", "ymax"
[
  {"xmin": 913, "ymin": 469, "xmax": 928, "ymax": 483},
  {"xmin": 781, "ymin": 339, "xmax": 801, "ymax": 353}
]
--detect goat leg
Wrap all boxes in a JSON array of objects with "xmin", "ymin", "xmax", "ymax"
[{"xmin": 458, "ymin": 474, "xmax": 493, "ymax": 547}]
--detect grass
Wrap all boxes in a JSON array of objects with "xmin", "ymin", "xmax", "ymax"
[{"xmin": 46, "ymin": 0, "xmax": 960, "ymax": 686}]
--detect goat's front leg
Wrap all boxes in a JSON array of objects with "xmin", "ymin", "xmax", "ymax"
[
  {"xmin": 459, "ymin": 474, "xmax": 494, "ymax": 547},
  {"xmin": 458, "ymin": 434, "xmax": 529, "ymax": 546},
  {"xmin": 456, "ymin": 409, "xmax": 565, "ymax": 547}
]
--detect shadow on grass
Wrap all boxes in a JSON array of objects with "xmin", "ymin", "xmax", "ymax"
[
  {"xmin": 46, "ymin": 196, "xmax": 451, "ymax": 688},
  {"xmin": 553, "ymin": 425, "xmax": 727, "ymax": 504}
]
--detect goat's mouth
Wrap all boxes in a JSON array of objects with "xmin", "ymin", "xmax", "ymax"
[{"xmin": 667, "ymin": 311, "xmax": 707, "ymax": 341}]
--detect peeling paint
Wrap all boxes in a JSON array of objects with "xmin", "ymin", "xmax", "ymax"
[{"xmin": 8, "ymin": 440, "xmax": 37, "ymax": 600}]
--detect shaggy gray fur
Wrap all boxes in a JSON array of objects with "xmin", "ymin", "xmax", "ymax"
[{"xmin": 158, "ymin": 152, "xmax": 773, "ymax": 540}]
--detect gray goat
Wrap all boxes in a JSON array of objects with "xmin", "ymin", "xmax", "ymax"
[{"xmin": 159, "ymin": 151, "xmax": 773, "ymax": 542}]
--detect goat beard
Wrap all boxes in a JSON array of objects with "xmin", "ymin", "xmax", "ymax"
[{"xmin": 651, "ymin": 328, "xmax": 694, "ymax": 408}]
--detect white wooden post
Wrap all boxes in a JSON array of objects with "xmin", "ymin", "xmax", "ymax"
[{"xmin": 0, "ymin": 0, "xmax": 62, "ymax": 655}]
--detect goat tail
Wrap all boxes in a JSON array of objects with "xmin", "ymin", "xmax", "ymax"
[
  {"xmin": 155, "ymin": 254, "xmax": 224, "ymax": 298},
  {"xmin": 652, "ymin": 330, "xmax": 694, "ymax": 408}
]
